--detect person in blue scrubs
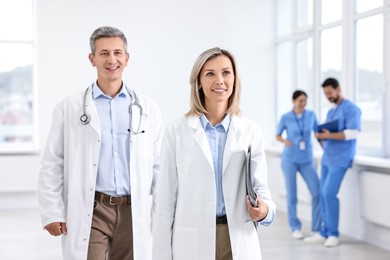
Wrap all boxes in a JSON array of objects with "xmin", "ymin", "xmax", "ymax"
[
  {"xmin": 276, "ymin": 90, "xmax": 321, "ymax": 240},
  {"xmin": 305, "ymin": 78, "xmax": 361, "ymax": 247}
]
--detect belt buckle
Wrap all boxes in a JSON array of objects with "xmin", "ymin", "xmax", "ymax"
[{"xmin": 109, "ymin": 195, "xmax": 122, "ymax": 205}]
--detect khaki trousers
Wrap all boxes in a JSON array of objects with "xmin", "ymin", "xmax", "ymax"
[
  {"xmin": 216, "ymin": 224, "xmax": 233, "ymax": 260},
  {"xmin": 87, "ymin": 200, "xmax": 133, "ymax": 260}
]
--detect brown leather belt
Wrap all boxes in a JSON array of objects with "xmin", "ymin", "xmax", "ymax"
[
  {"xmin": 95, "ymin": 191, "xmax": 131, "ymax": 206},
  {"xmin": 216, "ymin": 215, "xmax": 228, "ymax": 225}
]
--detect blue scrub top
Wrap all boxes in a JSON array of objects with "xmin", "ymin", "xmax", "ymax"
[
  {"xmin": 322, "ymin": 99, "xmax": 361, "ymax": 168},
  {"xmin": 277, "ymin": 109, "xmax": 318, "ymax": 164}
]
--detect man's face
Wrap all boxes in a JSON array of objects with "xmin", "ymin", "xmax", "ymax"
[
  {"xmin": 88, "ymin": 37, "xmax": 129, "ymax": 83},
  {"xmin": 323, "ymin": 85, "xmax": 341, "ymax": 104}
]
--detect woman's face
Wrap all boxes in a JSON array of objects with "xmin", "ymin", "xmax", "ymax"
[
  {"xmin": 293, "ymin": 94, "xmax": 307, "ymax": 110},
  {"xmin": 199, "ymin": 55, "xmax": 235, "ymax": 108}
]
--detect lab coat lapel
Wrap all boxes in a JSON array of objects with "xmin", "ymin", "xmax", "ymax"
[
  {"xmin": 223, "ymin": 117, "xmax": 243, "ymax": 173},
  {"xmin": 188, "ymin": 116, "xmax": 214, "ymax": 172},
  {"xmin": 85, "ymin": 88, "xmax": 101, "ymax": 137}
]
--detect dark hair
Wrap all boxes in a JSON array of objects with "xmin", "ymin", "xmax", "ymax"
[
  {"xmin": 322, "ymin": 78, "xmax": 339, "ymax": 89},
  {"xmin": 292, "ymin": 90, "xmax": 307, "ymax": 100}
]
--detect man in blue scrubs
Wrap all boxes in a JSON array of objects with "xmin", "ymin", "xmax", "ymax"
[{"xmin": 304, "ymin": 78, "xmax": 361, "ymax": 247}]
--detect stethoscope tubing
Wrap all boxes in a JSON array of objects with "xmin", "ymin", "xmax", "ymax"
[{"xmin": 80, "ymin": 85, "xmax": 144, "ymax": 134}]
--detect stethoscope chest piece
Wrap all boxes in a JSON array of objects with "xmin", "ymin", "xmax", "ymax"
[{"xmin": 80, "ymin": 114, "xmax": 91, "ymax": 125}]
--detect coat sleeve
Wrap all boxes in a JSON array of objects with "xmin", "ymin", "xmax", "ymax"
[
  {"xmin": 251, "ymin": 124, "xmax": 276, "ymax": 226},
  {"xmin": 152, "ymin": 125, "xmax": 178, "ymax": 260},
  {"xmin": 38, "ymin": 101, "xmax": 66, "ymax": 228}
]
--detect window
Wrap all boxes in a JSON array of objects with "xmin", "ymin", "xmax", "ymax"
[
  {"xmin": 276, "ymin": 42, "xmax": 293, "ymax": 119},
  {"xmin": 275, "ymin": 0, "xmax": 389, "ymax": 157},
  {"xmin": 297, "ymin": 0, "xmax": 313, "ymax": 28},
  {"xmin": 356, "ymin": 0, "xmax": 383, "ymax": 13},
  {"xmin": 296, "ymin": 38, "xmax": 313, "ymax": 108},
  {"xmin": 355, "ymin": 15, "xmax": 383, "ymax": 151},
  {"xmin": 0, "ymin": 0, "xmax": 36, "ymax": 153},
  {"xmin": 320, "ymin": 26, "xmax": 342, "ymax": 120}
]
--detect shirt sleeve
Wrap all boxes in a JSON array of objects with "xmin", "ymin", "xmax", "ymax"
[
  {"xmin": 343, "ymin": 129, "xmax": 360, "ymax": 140},
  {"xmin": 258, "ymin": 202, "xmax": 275, "ymax": 226},
  {"xmin": 345, "ymin": 103, "xmax": 361, "ymax": 130}
]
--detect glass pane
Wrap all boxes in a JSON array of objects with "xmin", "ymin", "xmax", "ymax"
[
  {"xmin": 0, "ymin": 0, "xmax": 33, "ymax": 41},
  {"xmin": 356, "ymin": 0, "xmax": 383, "ymax": 13},
  {"xmin": 321, "ymin": 0, "xmax": 342, "ymax": 25},
  {"xmin": 276, "ymin": 0, "xmax": 293, "ymax": 36},
  {"xmin": 356, "ymin": 15, "xmax": 383, "ymax": 151},
  {"xmin": 276, "ymin": 42, "xmax": 293, "ymax": 119},
  {"xmin": 320, "ymin": 27, "xmax": 342, "ymax": 121},
  {"xmin": 296, "ymin": 38, "xmax": 314, "ymax": 108},
  {"xmin": 297, "ymin": 0, "xmax": 313, "ymax": 28},
  {"xmin": 0, "ymin": 43, "xmax": 34, "ymax": 144}
]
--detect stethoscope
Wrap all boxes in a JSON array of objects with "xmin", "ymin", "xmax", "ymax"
[{"xmin": 80, "ymin": 85, "xmax": 145, "ymax": 134}]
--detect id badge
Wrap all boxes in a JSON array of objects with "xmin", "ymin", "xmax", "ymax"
[{"xmin": 299, "ymin": 141, "xmax": 306, "ymax": 150}]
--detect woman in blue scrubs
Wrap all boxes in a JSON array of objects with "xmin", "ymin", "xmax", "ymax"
[{"xmin": 276, "ymin": 90, "xmax": 321, "ymax": 239}]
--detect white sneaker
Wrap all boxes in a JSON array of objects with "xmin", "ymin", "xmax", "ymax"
[
  {"xmin": 292, "ymin": 230, "xmax": 304, "ymax": 239},
  {"xmin": 324, "ymin": 236, "xmax": 339, "ymax": 247},
  {"xmin": 303, "ymin": 233, "xmax": 326, "ymax": 243}
]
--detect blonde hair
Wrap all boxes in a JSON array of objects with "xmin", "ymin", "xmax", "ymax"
[{"xmin": 186, "ymin": 47, "xmax": 241, "ymax": 117}]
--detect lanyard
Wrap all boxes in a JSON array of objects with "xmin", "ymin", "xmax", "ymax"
[{"xmin": 294, "ymin": 110, "xmax": 305, "ymax": 139}]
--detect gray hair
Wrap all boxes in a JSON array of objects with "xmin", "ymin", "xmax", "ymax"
[
  {"xmin": 186, "ymin": 47, "xmax": 241, "ymax": 117},
  {"xmin": 89, "ymin": 26, "xmax": 128, "ymax": 54}
]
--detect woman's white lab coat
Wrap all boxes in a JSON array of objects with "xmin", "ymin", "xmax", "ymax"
[
  {"xmin": 153, "ymin": 116, "xmax": 276, "ymax": 260},
  {"xmin": 38, "ymin": 86, "xmax": 163, "ymax": 260}
]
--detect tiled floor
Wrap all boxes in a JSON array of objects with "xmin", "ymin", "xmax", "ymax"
[{"xmin": 0, "ymin": 208, "xmax": 389, "ymax": 260}]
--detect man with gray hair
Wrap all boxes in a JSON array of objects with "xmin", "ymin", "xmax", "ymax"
[{"xmin": 38, "ymin": 26, "xmax": 163, "ymax": 260}]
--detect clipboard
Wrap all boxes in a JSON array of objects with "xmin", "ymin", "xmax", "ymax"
[
  {"xmin": 317, "ymin": 119, "xmax": 339, "ymax": 133},
  {"xmin": 245, "ymin": 146, "xmax": 258, "ymax": 207}
]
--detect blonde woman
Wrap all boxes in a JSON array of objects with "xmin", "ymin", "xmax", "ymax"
[{"xmin": 153, "ymin": 47, "xmax": 276, "ymax": 260}]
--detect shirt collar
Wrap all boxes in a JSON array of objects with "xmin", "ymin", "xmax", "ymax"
[
  {"xmin": 200, "ymin": 113, "xmax": 231, "ymax": 132},
  {"xmin": 92, "ymin": 82, "xmax": 128, "ymax": 100}
]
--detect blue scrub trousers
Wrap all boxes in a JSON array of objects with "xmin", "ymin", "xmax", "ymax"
[
  {"xmin": 281, "ymin": 160, "xmax": 321, "ymax": 232},
  {"xmin": 319, "ymin": 165, "xmax": 348, "ymax": 237}
]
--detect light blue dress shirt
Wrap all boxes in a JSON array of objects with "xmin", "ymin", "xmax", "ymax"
[
  {"xmin": 93, "ymin": 83, "xmax": 132, "ymax": 196},
  {"xmin": 200, "ymin": 114, "xmax": 231, "ymax": 217}
]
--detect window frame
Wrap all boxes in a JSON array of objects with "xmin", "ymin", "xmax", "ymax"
[
  {"xmin": 274, "ymin": 0, "xmax": 390, "ymax": 157},
  {"xmin": 0, "ymin": 0, "xmax": 38, "ymax": 154}
]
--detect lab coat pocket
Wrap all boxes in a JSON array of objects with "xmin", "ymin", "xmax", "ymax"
[
  {"xmin": 172, "ymin": 226, "xmax": 198, "ymax": 260},
  {"xmin": 132, "ymin": 131, "xmax": 153, "ymax": 159}
]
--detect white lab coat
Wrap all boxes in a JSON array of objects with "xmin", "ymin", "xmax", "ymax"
[
  {"xmin": 38, "ymin": 86, "xmax": 163, "ymax": 260},
  {"xmin": 153, "ymin": 116, "xmax": 276, "ymax": 260}
]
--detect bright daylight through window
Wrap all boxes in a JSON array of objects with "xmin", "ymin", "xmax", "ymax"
[
  {"xmin": 0, "ymin": 0, "xmax": 36, "ymax": 153},
  {"xmin": 275, "ymin": 0, "xmax": 389, "ymax": 157}
]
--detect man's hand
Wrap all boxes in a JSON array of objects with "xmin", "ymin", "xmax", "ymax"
[
  {"xmin": 44, "ymin": 222, "xmax": 67, "ymax": 236},
  {"xmin": 246, "ymin": 196, "xmax": 269, "ymax": 222},
  {"xmin": 315, "ymin": 128, "xmax": 331, "ymax": 140}
]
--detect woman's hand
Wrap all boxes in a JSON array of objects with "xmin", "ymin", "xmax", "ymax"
[{"xmin": 246, "ymin": 196, "xmax": 269, "ymax": 222}]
